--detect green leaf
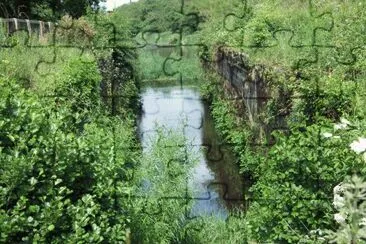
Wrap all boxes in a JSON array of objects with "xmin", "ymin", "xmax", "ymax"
[
  {"xmin": 55, "ymin": 179, "xmax": 63, "ymax": 185},
  {"xmin": 30, "ymin": 177, "xmax": 38, "ymax": 186}
]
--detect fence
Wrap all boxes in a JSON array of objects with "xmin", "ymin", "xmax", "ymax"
[{"xmin": 0, "ymin": 18, "xmax": 54, "ymax": 38}]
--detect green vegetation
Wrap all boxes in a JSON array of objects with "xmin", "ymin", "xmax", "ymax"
[
  {"xmin": 114, "ymin": 0, "xmax": 366, "ymax": 242},
  {"xmin": 130, "ymin": 127, "xmax": 196, "ymax": 243},
  {"xmin": 112, "ymin": 0, "xmax": 202, "ymax": 36},
  {"xmin": 198, "ymin": 0, "xmax": 366, "ymax": 242},
  {"xmin": 0, "ymin": 10, "xmax": 141, "ymax": 242},
  {"xmin": 0, "ymin": 56, "xmax": 137, "ymax": 242},
  {"xmin": 137, "ymin": 46, "xmax": 202, "ymax": 82},
  {"xmin": 1, "ymin": 0, "xmax": 366, "ymax": 243},
  {"xmin": 0, "ymin": 0, "xmax": 104, "ymax": 20}
]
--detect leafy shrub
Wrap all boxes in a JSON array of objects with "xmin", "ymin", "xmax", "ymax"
[
  {"xmin": 56, "ymin": 15, "xmax": 96, "ymax": 46},
  {"xmin": 55, "ymin": 57, "xmax": 102, "ymax": 113},
  {"xmin": 0, "ymin": 64, "xmax": 137, "ymax": 243}
]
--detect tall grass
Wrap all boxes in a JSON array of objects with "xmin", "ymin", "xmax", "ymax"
[
  {"xmin": 0, "ymin": 31, "xmax": 96, "ymax": 94},
  {"xmin": 129, "ymin": 126, "xmax": 197, "ymax": 243}
]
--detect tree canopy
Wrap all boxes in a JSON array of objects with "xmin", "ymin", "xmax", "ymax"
[{"xmin": 0, "ymin": 0, "xmax": 105, "ymax": 21}]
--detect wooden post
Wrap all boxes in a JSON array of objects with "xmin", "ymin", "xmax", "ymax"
[
  {"xmin": 39, "ymin": 21, "xmax": 43, "ymax": 38},
  {"xmin": 13, "ymin": 18, "xmax": 18, "ymax": 30},
  {"xmin": 125, "ymin": 228, "xmax": 131, "ymax": 244},
  {"xmin": 26, "ymin": 19, "xmax": 31, "ymax": 35}
]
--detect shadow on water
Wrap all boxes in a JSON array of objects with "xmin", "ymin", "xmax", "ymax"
[{"xmin": 138, "ymin": 83, "xmax": 245, "ymax": 219}]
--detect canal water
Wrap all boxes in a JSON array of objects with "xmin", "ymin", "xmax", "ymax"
[{"xmin": 138, "ymin": 83, "xmax": 244, "ymax": 218}]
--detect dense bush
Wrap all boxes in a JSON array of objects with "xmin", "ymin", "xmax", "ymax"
[
  {"xmin": 0, "ymin": 54, "xmax": 138, "ymax": 242},
  {"xmin": 112, "ymin": 0, "xmax": 202, "ymax": 36},
  {"xmin": 56, "ymin": 15, "xmax": 96, "ymax": 47}
]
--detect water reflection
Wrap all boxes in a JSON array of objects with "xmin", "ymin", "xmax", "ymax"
[{"xmin": 139, "ymin": 84, "xmax": 244, "ymax": 218}]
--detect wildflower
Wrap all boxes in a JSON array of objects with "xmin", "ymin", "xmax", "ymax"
[
  {"xmin": 350, "ymin": 137, "xmax": 366, "ymax": 154},
  {"xmin": 334, "ymin": 118, "xmax": 351, "ymax": 131},
  {"xmin": 322, "ymin": 132, "xmax": 333, "ymax": 138},
  {"xmin": 334, "ymin": 124, "xmax": 344, "ymax": 130},
  {"xmin": 360, "ymin": 217, "xmax": 366, "ymax": 226},
  {"xmin": 340, "ymin": 118, "xmax": 351, "ymax": 126},
  {"xmin": 333, "ymin": 194, "xmax": 345, "ymax": 209},
  {"xmin": 333, "ymin": 183, "xmax": 344, "ymax": 195},
  {"xmin": 334, "ymin": 213, "xmax": 346, "ymax": 224},
  {"xmin": 334, "ymin": 123, "xmax": 347, "ymax": 130}
]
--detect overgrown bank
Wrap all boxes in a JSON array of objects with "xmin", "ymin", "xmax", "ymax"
[
  {"xmin": 0, "ymin": 12, "xmax": 144, "ymax": 242},
  {"xmin": 199, "ymin": 26, "xmax": 366, "ymax": 244}
]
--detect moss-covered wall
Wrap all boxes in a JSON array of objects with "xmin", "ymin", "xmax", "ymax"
[
  {"xmin": 202, "ymin": 47, "xmax": 290, "ymax": 143},
  {"xmin": 215, "ymin": 48, "xmax": 269, "ymax": 127}
]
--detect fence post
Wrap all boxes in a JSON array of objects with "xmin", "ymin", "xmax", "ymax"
[
  {"xmin": 26, "ymin": 19, "xmax": 31, "ymax": 35},
  {"xmin": 39, "ymin": 20, "xmax": 43, "ymax": 38},
  {"xmin": 13, "ymin": 18, "xmax": 18, "ymax": 30}
]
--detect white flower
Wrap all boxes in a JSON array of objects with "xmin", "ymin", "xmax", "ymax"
[
  {"xmin": 350, "ymin": 137, "xmax": 366, "ymax": 154},
  {"xmin": 333, "ymin": 194, "xmax": 345, "ymax": 209},
  {"xmin": 322, "ymin": 132, "xmax": 333, "ymax": 138},
  {"xmin": 340, "ymin": 118, "xmax": 351, "ymax": 126},
  {"xmin": 334, "ymin": 213, "xmax": 346, "ymax": 224},
  {"xmin": 333, "ymin": 183, "xmax": 344, "ymax": 195},
  {"xmin": 360, "ymin": 217, "xmax": 366, "ymax": 226},
  {"xmin": 334, "ymin": 123, "xmax": 347, "ymax": 130},
  {"xmin": 334, "ymin": 118, "xmax": 351, "ymax": 131}
]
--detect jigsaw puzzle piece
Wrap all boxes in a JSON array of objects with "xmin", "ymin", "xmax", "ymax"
[
  {"xmin": 184, "ymin": 108, "xmax": 203, "ymax": 130},
  {"xmin": 162, "ymin": 45, "xmax": 203, "ymax": 85},
  {"xmin": 188, "ymin": 179, "xmax": 246, "ymax": 220},
  {"xmin": 139, "ymin": 88, "xmax": 162, "ymax": 115},
  {"xmin": 138, "ymin": 45, "xmax": 180, "ymax": 81},
  {"xmin": 220, "ymin": 0, "xmax": 338, "ymax": 70},
  {"xmin": 223, "ymin": 0, "xmax": 249, "ymax": 33},
  {"xmin": 134, "ymin": 30, "xmax": 162, "ymax": 47}
]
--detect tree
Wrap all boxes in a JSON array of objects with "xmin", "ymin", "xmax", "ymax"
[{"xmin": 0, "ymin": 0, "xmax": 106, "ymax": 21}]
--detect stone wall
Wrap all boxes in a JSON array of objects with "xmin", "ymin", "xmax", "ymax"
[
  {"xmin": 203, "ymin": 47, "xmax": 289, "ymax": 142},
  {"xmin": 215, "ymin": 48, "xmax": 269, "ymax": 127}
]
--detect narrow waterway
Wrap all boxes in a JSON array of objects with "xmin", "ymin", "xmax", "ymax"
[{"xmin": 138, "ymin": 83, "xmax": 244, "ymax": 218}]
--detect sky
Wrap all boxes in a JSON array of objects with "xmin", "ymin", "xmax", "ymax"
[{"xmin": 103, "ymin": 0, "xmax": 139, "ymax": 11}]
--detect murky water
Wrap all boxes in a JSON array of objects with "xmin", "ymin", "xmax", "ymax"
[{"xmin": 138, "ymin": 83, "xmax": 244, "ymax": 218}]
